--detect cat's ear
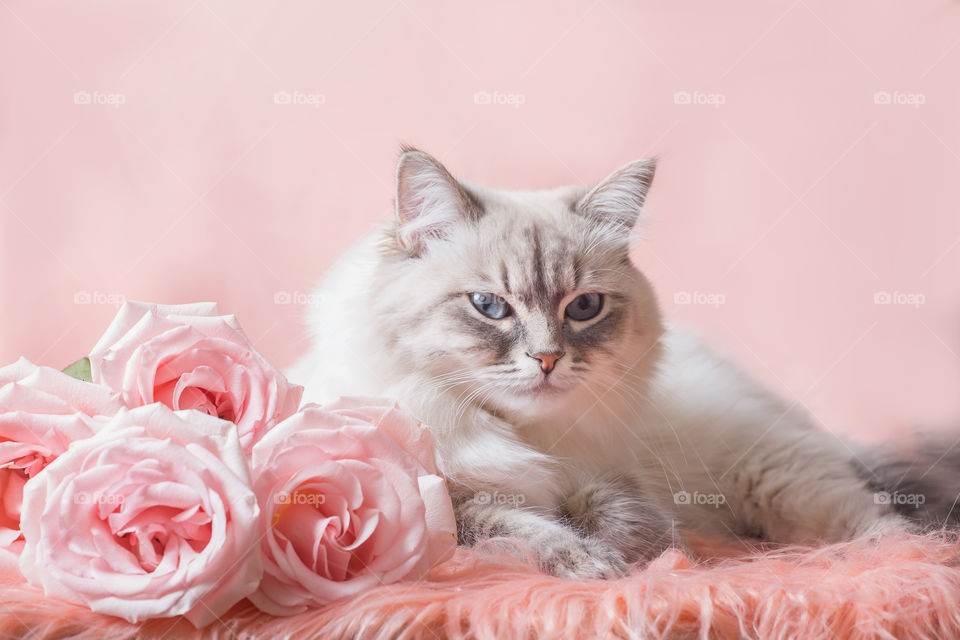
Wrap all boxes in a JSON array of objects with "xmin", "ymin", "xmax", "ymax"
[
  {"xmin": 394, "ymin": 148, "xmax": 480, "ymax": 256},
  {"xmin": 576, "ymin": 158, "xmax": 657, "ymax": 231}
]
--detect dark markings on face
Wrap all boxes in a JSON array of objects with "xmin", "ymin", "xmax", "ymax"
[
  {"xmin": 525, "ymin": 224, "xmax": 571, "ymax": 313},
  {"xmin": 439, "ymin": 291, "xmax": 468, "ymax": 305},
  {"xmin": 459, "ymin": 184, "xmax": 487, "ymax": 222},
  {"xmin": 543, "ymin": 314, "xmax": 565, "ymax": 346},
  {"xmin": 447, "ymin": 221, "xmax": 633, "ymax": 371},
  {"xmin": 565, "ymin": 304, "xmax": 626, "ymax": 352},
  {"xmin": 551, "ymin": 256, "xmax": 567, "ymax": 303},
  {"xmin": 453, "ymin": 308, "xmax": 521, "ymax": 363},
  {"xmin": 528, "ymin": 225, "xmax": 548, "ymax": 303},
  {"xmin": 572, "ymin": 254, "xmax": 584, "ymax": 291},
  {"xmin": 567, "ymin": 190, "xmax": 588, "ymax": 216}
]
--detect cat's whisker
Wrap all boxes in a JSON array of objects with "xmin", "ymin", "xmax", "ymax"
[
  {"xmin": 579, "ymin": 370, "xmax": 687, "ymax": 488},
  {"xmin": 451, "ymin": 380, "xmax": 499, "ymax": 425},
  {"xmin": 587, "ymin": 370, "xmax": 736, "ymax": 516},
  {"xmin": 420, "ymin": 369, "xmax": 480, "ymax": 393}
]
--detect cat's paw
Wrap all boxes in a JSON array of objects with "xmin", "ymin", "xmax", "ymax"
[
  {"xmin": 536, "ymin": 535, "xmax": 627, "ymax": 580},
  {"xmin": 561, "ymin": 473, "xmax": 678, "ymax": 564},
  {"xmin": 852, "ymin": 512, "xmax": 919, "ymax": 538}
]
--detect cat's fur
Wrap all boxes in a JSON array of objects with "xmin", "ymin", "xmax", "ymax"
[{"xmin": 289, "ymin": 148, "xmax": 916, "ymax": 578}]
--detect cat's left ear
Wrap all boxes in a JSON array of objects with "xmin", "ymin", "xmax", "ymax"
[
  {"xmin": 394, "ymin": 148, "xmax": 481, "ymax": 256},
  {"xmin": 576, "ymin": 158, "xmax": 657, "ymax": 231}
]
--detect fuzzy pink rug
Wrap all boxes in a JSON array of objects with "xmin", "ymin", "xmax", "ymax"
[{"xmin": 2, "ymin": 532, "xmax": 959, "ymax": 640}]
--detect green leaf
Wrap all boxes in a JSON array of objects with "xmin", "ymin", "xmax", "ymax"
[{"xmin": 62, "ymin": 357, "xmax": 93, "ymax": 383}]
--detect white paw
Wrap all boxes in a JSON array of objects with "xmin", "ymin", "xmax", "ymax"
[
  {"xmin": 537, "ymin": 536, "xmax": 627, "ymax": 580},
  {"xmin": 853, "ymin": 512, "xmax": 917, "ymax": 538}
]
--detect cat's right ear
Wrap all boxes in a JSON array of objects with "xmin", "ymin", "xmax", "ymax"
[
  {"xmin": 576, "ymin": 158, "xmax": 657, "ymax": 232},
  {"xmin": 394, "ymin": 149, "xmax": 480, "ymax": 256}
]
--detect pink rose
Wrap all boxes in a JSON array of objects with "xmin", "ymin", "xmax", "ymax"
[
  {"xmin": 248, "ymin": 398, "xmax": 457, "ymax": 615},
  {"xmin": 0, "ymin": 357, "xmax": 124, "ymax": 548},
  {"xmin": 18, "ymin": 403, "xmax": 263, "ymax": 626},
  {"xmin": 89, "ymin": 302, "xmax": 303, "ymax": 451}
]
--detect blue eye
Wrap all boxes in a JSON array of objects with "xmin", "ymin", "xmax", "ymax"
[
  {"xmin": 565, "ymin": 293, "xmax": 603, "ymax": 321},
  {"xmin": 469, "ymin": 293, "xmax": 511, "ymax": 319}
]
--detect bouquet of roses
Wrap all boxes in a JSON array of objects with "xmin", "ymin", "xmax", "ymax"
[{"xmin": 0, "ymin": 302, "xmax": 456, "ymax": 626}]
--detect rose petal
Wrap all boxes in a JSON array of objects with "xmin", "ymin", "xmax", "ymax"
[
  {"xmin": 89, "ymin": 302, "xmax": 302, "ymax": 453},
  {"xmin": 0, "ymin": 361, "xmax": 115, "ymax": 550},
  {"xmin": 249, "ymin": 404, "xmax": 456, "ymax": 615},
  {"xmin": 17, "ymin": 404, "xmax": 262, "ymax": 627}
]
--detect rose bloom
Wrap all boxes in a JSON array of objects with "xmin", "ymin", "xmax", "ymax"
[
  {"xmin": 0, "ymin": 357, "xmax": 124, "ymax": 548},
  {"xmin": 18, "ymin": 403, "xmax": 262, "ymax": 626},
  {"xmin": 249, "ymin": 398, "xmax": 457, "ymax": 615},
  {"xmin": 89, "ymin": 301, "xmax": 302, "ymax": 451}
]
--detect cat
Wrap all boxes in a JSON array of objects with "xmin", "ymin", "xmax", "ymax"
[{"xmin": 288, "ymin": 147, "xmax": 937, "ymax": 578}]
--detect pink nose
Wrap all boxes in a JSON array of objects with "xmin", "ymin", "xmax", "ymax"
[{"xmin": 527, "ymin": 351, "xmax": 565, "ymax": 374}]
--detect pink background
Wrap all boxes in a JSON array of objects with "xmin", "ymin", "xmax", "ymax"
[{"xmin": 2, "ymin": 1, "xmax": 959, "ymax": 442}]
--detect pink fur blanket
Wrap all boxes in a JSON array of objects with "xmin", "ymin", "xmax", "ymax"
[{"xmin": 2, "ymin": 532, "xmax": 958, "ymax": 640}]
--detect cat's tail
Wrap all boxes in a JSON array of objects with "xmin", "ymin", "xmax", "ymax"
[{"xmin": 856, "ymin": 437, "xmax": 960, "ymax": 529}]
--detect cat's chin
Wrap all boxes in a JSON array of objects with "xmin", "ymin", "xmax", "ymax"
[
  {"xmin": 493, "ymin": 378, "xmax": 579, "ymax": 415},
  {"xmin": 520, "ymin": 378, "xmax": 567, "ymax": 395}
]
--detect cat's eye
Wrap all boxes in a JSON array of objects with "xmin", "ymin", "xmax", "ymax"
[
  {"xmin": 565, "ymin": 293, "xmax": 603, "ymax": 321},
  {"xmin": 469, "ymin": 292, "xmax": 512, "ymax": 319}
]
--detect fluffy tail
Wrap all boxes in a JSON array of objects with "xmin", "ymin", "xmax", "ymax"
[{"xmin": 856, "ymin": 438, "xmax": 960, "ymax": 529}]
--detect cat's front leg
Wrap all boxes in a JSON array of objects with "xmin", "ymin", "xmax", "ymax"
[
  {"xmin": 560, "ymin": 473, "xmax": 682, "ymax": 563},
  {"xmin": 454, "ymin": 492, "xmax": 627, "ymax": 579}
]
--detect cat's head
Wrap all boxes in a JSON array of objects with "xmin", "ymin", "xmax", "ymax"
[{"xmin": 372, "ymin": 148, "xmax": 663, "ymax": 420}]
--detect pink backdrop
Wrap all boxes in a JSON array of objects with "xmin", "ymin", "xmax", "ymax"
[{"xmin": 2, "ymin": 1, "xmax": 959, "ymax": 442}]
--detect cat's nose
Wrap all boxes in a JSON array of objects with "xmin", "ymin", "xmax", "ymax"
[{"xmin": 526, "ymin": 351, "xmax": 565, "ymax": 374}]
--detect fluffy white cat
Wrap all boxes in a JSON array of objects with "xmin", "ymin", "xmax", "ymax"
[{"xmin": 288, "ymin": 148, "xmax": 912, "ymax": 577}]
